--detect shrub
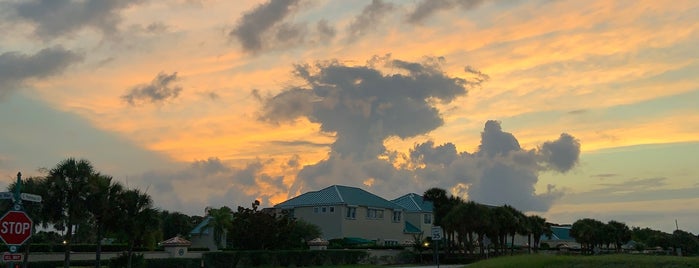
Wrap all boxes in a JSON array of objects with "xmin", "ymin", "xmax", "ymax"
[
  {"xmin": 145, "ymin": 258, "xmax": 201, "ymax": 268},
  {"xmin": 203, "ymin": 250, "xmax": 368, "ymax": 267}
]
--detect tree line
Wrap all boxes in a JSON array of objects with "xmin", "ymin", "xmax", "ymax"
[
  {"xmin": 4, "ymin": 158, "xmax": 322, "ymax": 268},
  {"xmin": 425, "ymin": 187, "xmax": 699, "ymax": 257},
  {"xmin": 423, "ymin": 187, "xmax": 553, "ymax": 258},
  {"xmin": 2, "ymin": 158, "xmax": 196, "ymax": 268}
]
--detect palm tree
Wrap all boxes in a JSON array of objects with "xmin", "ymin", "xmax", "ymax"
[
  {"xmin": 45, "ymin": 158, "xmax": 95, "ymax": 268},
  {"xmin": 528, "ymin": 215, "xmax": 551, "ymax": 252},
  {"xmin": 85, "ymin": 174, "xmax": 124, "ymax": 268},
  {"xmin": 502, "ymin": 205, "xmax": 525, "ymax": 255},
  {"xmin": 117, "ymin": 189, "xmax": 160, "ymax": 268},
  {"xmin": 205, "ymin": 206, "xmax": 233, "ymax": 249}
]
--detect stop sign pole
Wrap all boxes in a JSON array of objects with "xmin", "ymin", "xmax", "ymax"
[{"xmin": 0, "ymin": 172, "xmax": 41, "ymax": 258}]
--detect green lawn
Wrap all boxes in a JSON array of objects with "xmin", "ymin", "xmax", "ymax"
[{"xmin": 467, "ymin": 254, "xmax": 699, "ymax": 268}]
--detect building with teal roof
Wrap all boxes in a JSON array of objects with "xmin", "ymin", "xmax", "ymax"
[
  {"xmin": 274, "ymin": 185, "xmax": 431, "ymax": 245},
  {"xmin": 391, "ymin": 193, "xmax": 434, "ymax": 237}
]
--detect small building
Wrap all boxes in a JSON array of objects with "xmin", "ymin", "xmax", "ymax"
[
  {"xmin": 159, "ymin": 236, "xmax": 191, "ymax": 258},
  {"xmin": 190, "ymin": 216, "xmax": 226, "ymax": 251}
]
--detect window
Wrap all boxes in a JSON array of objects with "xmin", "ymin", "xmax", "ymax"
[
  {"xmin": 393, "ymin": 211, "xmax": 402, "ymax": 222},
  {"xmin": 424, "ymin": 213, "xmax": 432, "ymax": 224},
  {"xmin": 329, "ymin": 207, "xmax": 335, "ymax": 213},
  {"xmin": 367, "ymin": 208, "xmax": 384, "ymax": 219},
  {"xmin": 346, "ymin": 207, "xmax": 357, "ymax": 219},
  {"xmin": 321, "ymin": 207, "xmax": 327, "ymax": 213},
  {"xmin": 314, "ymin": 207, "xmax": 319, "ymax": 213}
]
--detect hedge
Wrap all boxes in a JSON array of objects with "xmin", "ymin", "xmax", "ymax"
[
  {"xmin": 20, "ymin": 243, "xmax": 163, "ymax": 252},
  {"xmin": 203, "ymin": 250, "xmax": 368, "ymax": 267}
]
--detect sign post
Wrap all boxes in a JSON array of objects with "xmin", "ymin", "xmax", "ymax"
[
  {"xmin": 1, "ymin": 172, "xmax": 41, "ymax": 268},
  {"xmin": 431, "ymin": 226, "xmax": 443, "ymax": 268}
]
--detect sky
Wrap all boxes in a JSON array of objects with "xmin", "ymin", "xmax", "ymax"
[{"xmin": 0, "ymin": 0, "xmax": 697, "ymax": 234}]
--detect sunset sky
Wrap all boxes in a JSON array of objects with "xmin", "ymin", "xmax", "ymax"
[{"xmin": 1, "ymin": 0, "xmax": 697, "ymax": 233}]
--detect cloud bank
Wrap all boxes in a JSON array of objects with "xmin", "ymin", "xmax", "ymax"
[{"xmin": 256, "ymin": 56, "xmax": 580, "ymax": 212}]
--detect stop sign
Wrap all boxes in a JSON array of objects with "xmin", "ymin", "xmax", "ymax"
[{"xmin": 0, "ymin": 211, "xmax": 33, "ymax": 246}]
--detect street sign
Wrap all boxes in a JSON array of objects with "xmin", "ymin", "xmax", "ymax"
[
  {"xmin": 431, "ymin": 226, "xmax": 443, "ymax": 241},
  {"xmin": 0, "ymin": 192, "xmax": 13, "ymax": 200},
  {"xmin": 1, "ymin": 252, "xmax": 22, "ymax": 262},
  {"xmin": 20, "ymin": 193, "xmax": 41, "ymax": 203},
  {"xmin": 0, "ymin": 211, "xmax": 33, "ymax": 246}
]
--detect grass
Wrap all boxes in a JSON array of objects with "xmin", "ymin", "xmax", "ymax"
[{"xmin": 467, "ymin": 254, "xmax": 699, "ymax": 268}]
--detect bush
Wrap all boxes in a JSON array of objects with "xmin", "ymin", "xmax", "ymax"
[
  {"xmin": 203, "ymin": 250, "xmax": 368, "ymax": 267},
  {"xmin": 23, "ymin": 260, "xmax": 95, "ymax": 268},
  {"xmin": 145, "ymin": 258, "xmax": 201, "ymax": 268}
]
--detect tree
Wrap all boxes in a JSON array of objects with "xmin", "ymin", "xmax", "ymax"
[
  {"xmin": 229, "ymin": 200, "xmax": 321, "ymax": 250},
  {"xmin": 528, "ymin": 215, "xmax": 551, "ymax": 252},
  {"xmin": 672, "ymin": 230, "xmax": 699, "ymax": 255},
  {"xmin": 570, "ymin": 218, "xmax": 606, "ymax": 254},
  {"xmin": 502, "ymin": 205, "xmax": 525, "ymax": 255},
  {"xmin": 45, "ymin": 158, "xmax": 95, "ymax": 268},
  {"xmin": 160, "ymin": 210, "xmax": 196, "ymax": 240},
  {"xmin": 117, "ymin": 188, "xmax": 160, "ymax": 268},
  {"xmin": 606, "ymin": 220, "xmax": 631, "ymax": 252},
  {"xmin": 85, "ymin": 174, "xmax": 124, "ymax": 268},
  {"xmin": 205, "ymin": 206, "xmax": 233, "ymax": 249}
]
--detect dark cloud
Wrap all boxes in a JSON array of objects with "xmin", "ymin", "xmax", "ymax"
[
  {"xmin": 10, "ymin": 0, "xmax": 142, "ymax": 39},
  {"xmin": 477, "ymin": 120, "xmax": 521, "ymax": 157},
  {"xmin": 190, "ymin": 157, "xmax": 230, "ymax": 176},
  {"xmin": 229, "ymin": 0, "xmax": 301, "ymax": 53},
  {"xmin": 409, "ymin": 141, "xmax": 459, "ymax": 167},
  {"xmin": 408, "ymin": 0, "xmax": 487, "ymax": 23},
  {"xmin": 0, "ymin": 46, "xmax": 83, "ymax": 96},
  {"xmin": 122, "ymin": 72, "xmax": 183, "ymax": 106},
  {"xmin": 539, "ymin": 133, "xmax": 581, "ymax": 173},
  {"xmin": 260, "ymin": 56, "xmax": 474, "ymax": 160},
  {"xmin": 469, "ymin": 162, "xmax": 562, "ymax": 211},
  {"xmin": 347, "ymin": 0, "xmax": 394, "ymax": 39}
]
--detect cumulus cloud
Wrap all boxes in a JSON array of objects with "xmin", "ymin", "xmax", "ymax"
[
  {"xmin": 539, "ymin": 133, "xmax": 581, "ymax": 172},
  {"xmin": 260, "ymin": 56, "xmax": 474, "ymax": 160},
  {"xmin": 477, "ymin": 120, "xmax": 521, "ymax": 157},
  {"xmin": 229, "ymin": 0, "xmax": 301, "ymax": 53},
  {"xmin": 0, "ymin": 46, "xmax": 83, "ymax": 96},
  {"xmin": 122, "ymin": 72, "xmax": 183, "ymax": 106},
  {"xmin": 408, "ymin": 0, "xmax": 487, "ymax": 23},
  {"xmin": 9, "ymin": 0, "xmax": 143, "ymax": 39},
  {"xmin": 249, "ymin": 56, "xmax": 581, "ymax": 212},
  {"xmin": 347, "ymin": 0, "xmax": 394, "ymax": 39}
]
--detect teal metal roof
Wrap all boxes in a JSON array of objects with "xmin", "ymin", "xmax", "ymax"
[
  {"xmin": 274, "ymin": 185, "xmax": 403, "ymax": 210},
  {"xmin": 190, "ymin": 216, "xmax": 211, "ymax": 235},
  {"xmin": 545, "ymin": 226, "xmax": 573, "ymax": 241},
  {"xmin": 404, "ymin": 221, "xmax": 422, "ymax": 234},
  {"xmin": 391, "ymin": 193, "xmax": 434, "ymax": 212}
]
